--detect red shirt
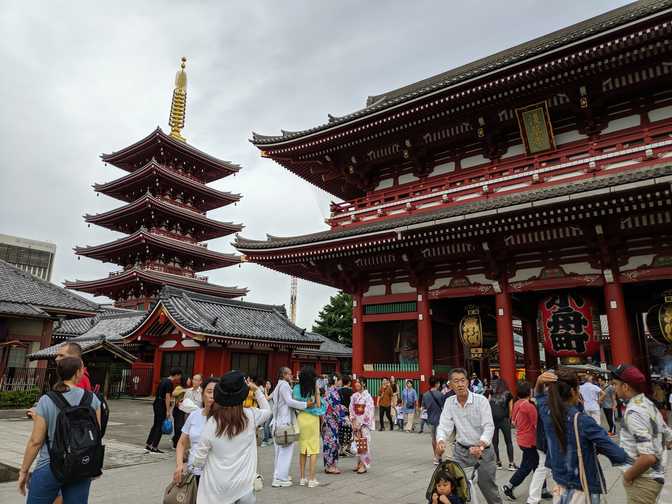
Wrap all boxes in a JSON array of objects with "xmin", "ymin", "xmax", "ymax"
[
  {"xmin": 77, "ymin": 367, "xmax": 93, "ymax": 392},
  {"xmin": 511, "ymin": 399, "xmax": 537, "ymax": 448}
]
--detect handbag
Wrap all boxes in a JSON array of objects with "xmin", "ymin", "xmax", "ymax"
[
  {"xmin": 552, "ymin": 413, "xmax": 590, "ymax": 504},
  {"xmin": 272, "ymin": 385, "xmax": 300, "ymax": 447},
  {"xmin": 162, "ymin": 418, "xmax": 173, "ymax": 435},
  {"xmin": 163, "ymin": 472, "xmax": 197, "ymax": 504},
  {"xmin": 355, "ymin": 435, "xmax": 368, "ymax": 454}
]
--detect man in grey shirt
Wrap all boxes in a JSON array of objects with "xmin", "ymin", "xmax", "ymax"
[{"xmin": 436, "ymin": 368, "xmax": 502, "ymax": 504}]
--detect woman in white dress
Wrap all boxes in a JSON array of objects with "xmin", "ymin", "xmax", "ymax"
[
  {"xmin": 173, "ymin": 376, "xmax": 218, "ymax": 484},
  {"xmin": 192, "ymin": 370, "xmax": 271, "ymax": 504}
]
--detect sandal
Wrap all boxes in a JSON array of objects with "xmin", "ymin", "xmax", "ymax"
[
  {"xmin": 325, "ymin": 467, "xmax": 341, "ymax": 474},
  {"xmin": 356, "ymin": 468, "xmax": 367, "ymax": 474}
]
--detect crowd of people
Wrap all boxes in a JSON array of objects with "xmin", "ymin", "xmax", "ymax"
[{"xmin": 15, "ymin": 353, "xmax": 672, "ymax": 504}]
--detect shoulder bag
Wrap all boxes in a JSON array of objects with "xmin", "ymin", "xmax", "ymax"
[
  {"xmin": 163, "ymin": 472, "xmax": 197, "ymax": 504},
  {"xmin": 272, "ymin": 384, "xmax": 300, "ymax": 447},
  {"xmin": 552, "ymin": 412, "xmax": 590, "ymax": 504}
]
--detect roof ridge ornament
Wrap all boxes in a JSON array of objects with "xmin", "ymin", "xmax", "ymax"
[{"xmin": 168, "ymin": 57, "xmax": 188, "ymax": 143}]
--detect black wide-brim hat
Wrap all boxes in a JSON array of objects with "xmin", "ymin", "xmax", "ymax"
[{"xmin": 214, "ymin": 370, "xmax": 249, "ymax": 407}]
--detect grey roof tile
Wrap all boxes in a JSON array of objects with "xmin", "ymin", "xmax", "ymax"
[
  {"xmin": 298, "ymin": 332, "xmax": 351, "ymax": 357},
  {"xmin": 132, "ymin": 286, "xmax": 321, "ymax": 346},
  {"xmin": 0, "ymin": 259, "xmax": 98, "ymax": 315}
]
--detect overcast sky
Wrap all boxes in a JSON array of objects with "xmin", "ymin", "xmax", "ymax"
[{"xmin": 0, "ymin": 0, "xmax": 630, "ymax": 329}]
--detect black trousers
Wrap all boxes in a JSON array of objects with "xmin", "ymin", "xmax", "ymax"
[
  {"xmin": 509, "ymin": 446, "xmax": 539, "ymax": 488},
  {"xmin": 603, "ymin": 408, "xmax": 616, "ymax": 434},
  {"xmin": 378, "ymin": 406, "xmax": 393, "ymax": 430},
  {"xmin": 172, "ymin": 409, "xmax": 186, "ymax": 448},
  {"xmin": 492, "ymin": 417, "xmax": 514, "ymax": 464},
  {"xmin": 146, "ymin": 402, "xmax": 166, "ymax": 448}
]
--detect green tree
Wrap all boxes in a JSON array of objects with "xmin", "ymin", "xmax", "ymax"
[{"xmin": 312, "ymin": 292, "xmax": 353, "ymax": 346}]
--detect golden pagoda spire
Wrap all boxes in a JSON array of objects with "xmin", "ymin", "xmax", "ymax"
[{"xmin": 168, "ymin": 56, "xmax": 188, "ymax": 142}]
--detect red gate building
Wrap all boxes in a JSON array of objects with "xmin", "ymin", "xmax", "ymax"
[{"xmin": 236, "ymin": 1, "xmax": 672, "ymax": 391}]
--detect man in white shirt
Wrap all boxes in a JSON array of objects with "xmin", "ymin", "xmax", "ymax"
[
  {"xmin": 271, "ymin": 367, "xmax": 311, "ymax": 487},
  {"xmin": 579, "ymin": 374, "xmax": 604, "ymax": 425},
  {"xmin": 436, "ymin": 368, "xmax": 502, "ymax": 504}
]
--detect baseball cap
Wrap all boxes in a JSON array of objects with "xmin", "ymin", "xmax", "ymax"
[{"xmin": 611, "ymin": 364, "xmax": 647, "ymax": 390}]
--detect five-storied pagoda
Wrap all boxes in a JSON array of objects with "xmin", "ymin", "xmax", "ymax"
[
  {"xmin": 66, "ymin": 58, "xmax": 248, "ymax": 309},
  {"xmin": 237, "ymin": 0, "xmax": 672, "ymax": 393}
]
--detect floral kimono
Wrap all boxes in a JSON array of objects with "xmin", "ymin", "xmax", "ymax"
[
  {"xmin": 322, "ymin": 386, "xmax": 347, "ymax": 467},
  {"xmin": 349, "ymin": 389, "xmax": 375, "ymax": 468}
]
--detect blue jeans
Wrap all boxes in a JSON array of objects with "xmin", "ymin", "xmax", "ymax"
[
  {"xmin": 262, "ymin": 418, "xmax": 272, "ymax": 442},
  {"xmin": 27, "ymin": 464, "xmax": 92, "ymax": 504}
]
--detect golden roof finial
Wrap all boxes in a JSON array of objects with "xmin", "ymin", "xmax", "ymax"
[{"xmin": 168, "ymin": 56, "xmax": 188, "ymax": 142}]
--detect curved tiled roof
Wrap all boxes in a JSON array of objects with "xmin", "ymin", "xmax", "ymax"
[
  {"xmin": 54, "ymin": 307, "xmax": 143, "ymax": 338},
  {"xmin": 0, "ymin": 259, "xmax": 98, "ymax": 316},
  {"xmin": 298, "ymin": 332, "xmax": 351, "ymax": 358},
  {"xmin": 124, "ymin": 286, "xmax": 320, "ymax": 347},
  {"xmin": 235, "ymin": 163, "xmax": 672, "ymax": 250},
  {"xmin": 251, "ymin": 0, "xmax": 672, "ymax": 146}
]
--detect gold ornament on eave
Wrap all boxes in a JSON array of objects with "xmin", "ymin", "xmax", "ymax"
[{"xmin": 168, "ymin": 56, "xmax": 188, "ymax": 142}]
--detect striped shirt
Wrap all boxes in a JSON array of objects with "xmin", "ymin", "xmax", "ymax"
[
  {"xmin": 436, "ymin": 391, "xmax": 494, "ymax": 447},
  {"xmin": 620, "ymin": 393, "xmax": 671, "ymax": 483}
]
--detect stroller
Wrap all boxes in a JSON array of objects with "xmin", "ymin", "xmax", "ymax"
[{"xmin": 425, "ymin": 459, "xmax": 479, "ymax": 504}]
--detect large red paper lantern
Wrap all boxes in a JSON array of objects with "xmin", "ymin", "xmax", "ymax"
[{"xmin": 539, "ymin": 292, "xmax": 600, "ymax": 358}]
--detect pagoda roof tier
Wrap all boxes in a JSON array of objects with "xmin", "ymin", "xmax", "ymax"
[
  {"xmin": 102, "ymin": 127, "xmax": 241, "ymax": 183},
  {"xmin": 93, "ymin": 160, "xmax": 241, "ymax": 212},
  {"xmin": 74, "ymin": 229, "xmax": 241, "ymax": 271},
  {"xmin": 235, "ymin": 163, "xmax": 672, "ymax": 253},
  {"xmin": 252, "ymin": 0, "xmax": 671, "ymax": 148},
  {"xmin": 65, "ymin": 267, "xmax": 248, "ymax": 300},
  {"xmin": 84, "ymin": 194, "xmax": 243, "ymax": 240}
]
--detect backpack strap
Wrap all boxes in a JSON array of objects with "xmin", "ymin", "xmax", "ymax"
[
  {"xmin": 46, "ymin": 391, "xmax": 70, "ymax": 412},
  {"xmin": 79, "ymin": 390, "xmax": 93, "ymax": 408}
]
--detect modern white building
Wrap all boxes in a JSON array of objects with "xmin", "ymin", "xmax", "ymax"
[{"xmin": 0, "ymin": 234, "xmax": 56, "ymax": 281}]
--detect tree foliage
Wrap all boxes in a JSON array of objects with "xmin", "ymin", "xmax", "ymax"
[{"xmin": 312, "ymin": 292, "xmax": 353, "ymax": 346}]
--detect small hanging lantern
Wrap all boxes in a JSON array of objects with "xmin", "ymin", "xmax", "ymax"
[{"xmin": 459, "ymin": 304, "xmax": 483, "ymax": 348}]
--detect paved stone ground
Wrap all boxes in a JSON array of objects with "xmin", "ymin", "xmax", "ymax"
[{"xmin": 0, "ymin": 399, "xmax": 670, "ymax": 503}]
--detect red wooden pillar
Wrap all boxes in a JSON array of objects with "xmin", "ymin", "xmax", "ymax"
[
  {"xmin": 417, "ymin": 287, "xmax": 433, "ymax": 393},
  {"xmin": 315, "ymin": 360, "xmax": 322, "ymax": 375},
  {"xmin": 522, "ymin": 320, "xmax": 541, "ymax": 385},
  {"xmin": 152, "ymin": 346, "xmax": 163, "ymax": 394},
  {"xmin": 193, "ymin": 344, "xmax": 205, "ymax": 375},
  {"xmin": 352, "ymin": 292, "xmax": 365, "ymax": 378},
  {"xmin": 604, "ymin": 282, "xmax": 634, "ymax": 365},
  {"xmin": 495, "ymin": 290, "xmax": 517, "ymax": 394}
]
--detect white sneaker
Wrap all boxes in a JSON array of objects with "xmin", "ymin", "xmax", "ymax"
[
  {"xmin": 299, "ymin": 478, "xmax": 308, "ymax": 486},
  {"xmin": 308, "ymin": 479, "xmax": 320, "ymax": 488},
  {"xmin": 271, "ymin": 479, "xmax": 292, "ymax": 488}
]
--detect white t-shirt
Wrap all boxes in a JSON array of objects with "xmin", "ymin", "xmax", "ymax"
[
  {"xmin": 192, "ymin": 389, "xmax": 271, "ymax": 504},
  {"xmin": 580, "ymin": 382, "xmax": 602, "ymax": 412},
  {"xmin": 182, "ymin": 409, "xmax": 208, "ymax": 475}
]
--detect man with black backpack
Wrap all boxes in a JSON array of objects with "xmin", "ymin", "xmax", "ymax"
[
  {"xmin": 18, "ymin": 356, "xmax": 104, "ymax": 502},
  {"xmin": 422, "ymin": 376, "xmax": 448, "ymax": 465}
]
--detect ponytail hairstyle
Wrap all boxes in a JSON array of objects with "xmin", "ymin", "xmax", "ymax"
[
  {"xmin": 53, "ymin": 356, "xmax": 83, "ymax": 393},
  {"xmin": 547, "ymin": 368, "xmax": 579, "ymax": 453}
]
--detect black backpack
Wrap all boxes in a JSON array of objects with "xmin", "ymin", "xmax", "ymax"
[
  {"xmin": 46, "ymin": 390, "xmax": 105, "ymax": 483},
  {"xmin": 92, "ymin": 385, "xmax": 109, "ymax": 437}
]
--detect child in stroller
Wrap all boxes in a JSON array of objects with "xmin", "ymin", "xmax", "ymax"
[{"xmin": 426, "ymin": 460, "xmax": 470, "ymax": 504}]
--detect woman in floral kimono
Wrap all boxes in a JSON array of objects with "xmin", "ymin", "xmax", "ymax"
[
  {"xmin": 349, "ymin": 379, "xmax": 375, "ymax": 474},
  {"xmin": 322, "ymin": 375, "xmax": 347, "ymax": 474}
]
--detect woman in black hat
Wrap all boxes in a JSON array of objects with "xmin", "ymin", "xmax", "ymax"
[{"xmin": 191, "ymin": 370, "xmax": 271, "ymax": 504}]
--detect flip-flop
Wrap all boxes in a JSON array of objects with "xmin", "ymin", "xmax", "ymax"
[{"xmin": 356, "ymin": 469, "xmax": 367, "ymax": 474}]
